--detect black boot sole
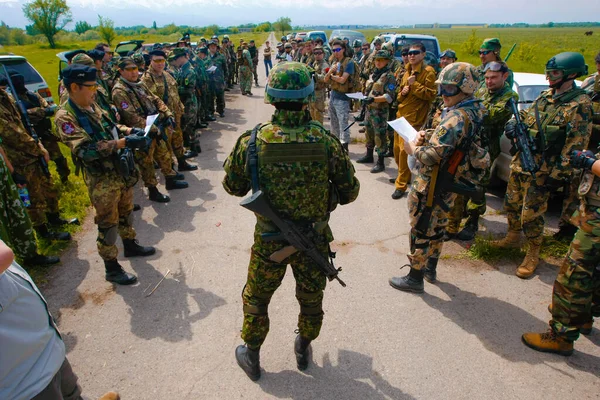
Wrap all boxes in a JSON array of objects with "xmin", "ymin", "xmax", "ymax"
[
  {"xmin": 124, "ymin": 248, "xmax": 156, "ymax": 258},
  {"xmin": 389, "ymin": 279, "xmax": 424, "ymax": 293}
]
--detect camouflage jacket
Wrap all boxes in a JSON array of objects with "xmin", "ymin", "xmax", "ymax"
[
  {"xmin": 173, "ymin": 61, "xmax": 198, "ymax": 111},
  {"xmin": 0, "ymin": 88, "xmax": 44, "ymax": 166},
  {"xmin": 222, "ymin": 109, "xmax": 360, "ymax": 240},
  {"xmin": 206, "ymin": 51, "xmax": 228, "ymax": 88},
  {"xmin": 581, "ymin": 73, "xmax": 600, "ymax": 149},
  {"xmin": 141, "ymin": 69, "xmax": 185, "ymax": 118},
  {"xmin": 190, "ymin": 55, "xmax": 209, "ymax": 88},
  {"xmin": 413, "ymin": 98, "xmax": 488, "ymax": 195},
  {"xmin": 476, "ymin": 63, "xmax": 514, "ymax": 89},
  {"xmin": 111, "ymin": 77, "xmax": 173, "ymax": 132},
  {"xmin": 241, "ymin": 49, "xmax": 253, "ymax": 68},
  {"xmin": 578, "ymin": 150, "xmax": 600, "ymax": 204},
  {"xmin": 366, "ymin": 67, "xmax": 397, "ymax": 110},
  {"xmin": 511, "ymin": 84, "xmax": 592, "ymax": 181},
  {"xmin": 475, "ymin": 82, "xmax": 519, "ymax": 155},
  {"xmin": 310, "ymin": 59, "xmax": 330, "ymax": 91}
]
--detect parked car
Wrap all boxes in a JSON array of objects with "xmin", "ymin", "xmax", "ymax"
[
  {"xmin": 295, "ymin": 32, "xmax": 308, "ymax": 42},
  {"xmin": 0, "ymin": 55, "xmax": 55, "ymax": 104},
  {"xmin": 307, "ymin": 31, "xmax": 327, "ymax": 43},
  {"xmin": 328, "ymin": 29, "xmax": 366, "ymax": 46},
  {"xmin": 115, "ymin": 40, "xmax": 145, "ymax": 57},
  {"xmin": 371, "ymin": 33, "xmax": 441, "ymax": 71}
]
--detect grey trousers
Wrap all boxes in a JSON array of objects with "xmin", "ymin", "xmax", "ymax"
[
  {"xmin": 329, "ymin": 96, "xmax": 351, "ymax": 144},
  {"xmin": 32, "ymin": 358, "xmax": 82, "ymax": 400}
]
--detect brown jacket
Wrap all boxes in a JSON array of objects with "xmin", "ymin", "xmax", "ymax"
[{"xmin": 396, "ymin": 62, "xmax": 437, "ymax": 129}]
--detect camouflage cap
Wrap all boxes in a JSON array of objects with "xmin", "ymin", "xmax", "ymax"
[
  {"xmin": 313, "ymin": 45, "xmax": 324, "ymax": 52},
  {"xmin": 132, "ymin": 53, "xmax": 146, "ymax": 65},
  {"xmin": 284, "ymin": 43, "xmax": 292, "ymax": 49},
  {"xmin": 436, "ymin": 62, "xmax": 478, "ymax": 95},
  {"xmin": 265, "ymin": 61, "xmax": 314, "ymax": 105},
  {"xmin": 374, "ymin": 49, "xmax": 392, "ymax": 60},
  {"xmin": 353, "ymin": 39, "xmax": 362, "ymax": 48},
  {"xmin": 198, "ymin": 46, "xmax": 208, "ymax": 55},
  {"xmin": 117, "ymin": 57, "xmax": 136, "ymax": 69},
  {"xmin": 481, "ymin": 38, "xmax": 501, "ymax": 51},
  {"xmin": 208, "ymin": 39, "xmax": 218, "ymax": 46},
  {"xmin": 168, "ymin": 47, "xmax": 188, "ymax": 61},
  {"xmin": 382, "ymin": 41, "xmax": 394, "ymax": 52},
  {"xmin": 440, "ymin": 49, "xmax": 457, "ymax": 59},
  {"xmin": 71, "ymin": 53, "xmax": 94, "ymax": 67}
]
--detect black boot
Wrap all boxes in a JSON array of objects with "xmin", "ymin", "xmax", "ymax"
[
  {"xmin": 55, "ymin": 156, "xmax": 70, "ymax": 184},
  {"xmin": 389, "ymin": 267, "xmax": 424, "ymax": 293},
  {"xmin": 148, "ymin": 186, "xmax": 170, "ymax": 203},
  {"xmin": 384, "ymin": 147, "xmax": 394, "ymax": 158},
  {"xmin": 153, "ymin": 161, "xmax": 159, "ymax": 169},
  {"xmin": 191, "ymin": 143, "xmax": 202, "ymax": 154},
  {"xmin": 35, "ymin": 224, "xmax": 71, "ymax": 241},
  {"xmin": 47, "ymin": 212, "xmax": 79, "ymax": 226},
  {"xmin": 235, "ymin": 345, "xmax": 261, "ymax": 381},
  {"xmin": 554, "ymin": 224, "xmax": 578, "ymax": 241},
  {"xmin": 457, "ymin": 215, "xmax": 479, "ymax": 241},
  {"xmin": 206, "ymin": 115, "xmax": 216, "ymax": 122},
  {"xmin": 178, "ymin": 158, "xmax": 198, "ymax": 171},
  {"xmin": 123, "ymin": 239, "xmax": 156, "ymax": 257},
  {"xmin": 166, "ymin": 177, "xmax": 188, "ymax": 190},
  {"xmin": 294, "ymin": 335, "xmax": 312, "ymax": 371},
  {"xmin": 370, "ymin": 155, "xmax": 385, "ymax": 173},
  {"xmin": 342, "ymin": 142, "xmax": 349, "ymax": 152},
  {"xmin": 184, "ymin": 150, "xmax": 198, "ymax": 159},
  {"xmin": 423, "ymin": 258, "xmax": 438, "ymax": 283},
  {"xmin": 199, "ymin": 122, "xmax": 209, "ymax": 128},
  {"xmin": 24, "ymin": 253, "xmax": 60, "ymax": 266},
  {"xmin": 173, "ymin": 172, "xmax": 186, "ymax": 181},
  {"xmin": 104, "ymin": 260, "xmax": 137, "ymax": 285},
  {"xmin": 133, "ymin": 204, "xmax": 141, "ymax": 211},
  {"xmin": 356, "ymin": 148, "xmax": 374, "ymax": 163}
]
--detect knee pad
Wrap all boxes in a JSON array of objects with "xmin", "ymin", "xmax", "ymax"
[
  {"xmin": 119, "ymin": 212, "xmax": 134, "ymax": 227},
  {"xmin": 98, "ymin": 225, "xmax": 118, "ymax": 246}
]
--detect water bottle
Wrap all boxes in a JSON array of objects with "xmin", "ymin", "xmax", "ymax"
[{"xmin": 18, "ymin": 187, "xmax": 31, "ymax": 208}]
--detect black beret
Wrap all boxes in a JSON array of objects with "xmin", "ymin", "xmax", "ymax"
[
  {"xmin": 62, "ymin": 64, "xmax": 97, "ymax": 83},
  {"xmin": 87, "ymin": 49, "xmax": 105, "ymax": 61},
  {"xmin": 149, "ymin": 49, "xmax": 166, "ymax": 58},
  {"xmin": 65, "ymin": 49, "xmax": 87, "ymax": 62}
]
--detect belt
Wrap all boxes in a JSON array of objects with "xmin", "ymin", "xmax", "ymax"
[{"xmin": 586, "ymin": 197, "xmax": 600, "ymax": 207}]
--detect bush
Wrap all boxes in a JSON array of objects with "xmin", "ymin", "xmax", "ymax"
[
  {"xmin": 514, "ymin": 42, "xmax": 537, "ymax": 64},
  {"xmin": 460, "ymin": 29, "xmax": 480, "ymax": 57}
]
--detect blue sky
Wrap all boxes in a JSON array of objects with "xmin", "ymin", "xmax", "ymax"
[{"xmin": 2, "ymin": 0, "xmax": 599, "ymax": 28}]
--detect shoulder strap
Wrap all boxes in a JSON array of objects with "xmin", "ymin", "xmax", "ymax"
[
  {"xmin": 162, "ymin": 74, "xmax": 169, "ymax": 105},
  {"xmin": 247, "ymin": 123, "xmax": 264, "ymax": 194}
]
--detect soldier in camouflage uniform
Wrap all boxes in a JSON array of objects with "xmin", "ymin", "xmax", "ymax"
[
  {"xmin": 476, "ymin": 38, "xmax": 514, "ymax": 89},
  {"xmin": 238, "ymin": 42, "xmax": 254, "ymax": 96},
  {"xmin": 356, "ymin": 50, "xmax": 397, "ymax": 173},
  {"xmin": 492, "ymin": 52, "xmax": 592, "ymax": 279},
  {"xmin": 55, "ymin": 65, "xmax": 155, "ymax": 285},
  {"xmin": 248, "ymin": 40, "xmax": 260, "ymax": 87},
  {"xmin": 142, "ymin": 49, "xmax": 198, "ymax": 171},
  {"xmin": 191, "ymin": 46, "xmax": 213, "ymax": 126},
  {"xmin": 447, "ymin": 61, "xmax": 518, "ymax": 241},
  {"xmin": 207, "ymin": 40, "xmax": 228, "ymax": 118},
  {"xmin": 223, "ymin": 36, "xmax": 236, "ymax": 89},
  {"xmin": 382, "ymin": 41, "xmax": 403, "ymax": 157},
  {"xmin": 223, "ymin": 62, "xmax": 360, "ymax": 380},
  {"xmin": 112, "ymin": 57, "xmax": 188, "ymax": 203},
  {"xmin": 0, "ymin": 141, "xmax": 59, "ymax": 266},
  {"xmin": 360, "ymin": 37, "xmax": 382, "ymax": 85},
  {"xmin": 389, "ymin": 62, "xmax": 488, "ymax": 292},
  {"xmin": 308, "ymin": 45, "xmax": 329, "ymax": 123},
  {"xmin": 424, "ymin": 49, "xmax": 457, "ymax": 131},
  {"xmin": 522, "ymin": 149, "xmax": 600, "ymax": 355}
]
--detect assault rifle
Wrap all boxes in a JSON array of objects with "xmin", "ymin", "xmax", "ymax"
[
  {"xmin": 507, "ymin": 97, "xmax": 539, "ymax": 174},
  {"xmin": 1, "ymin": 64, "xmax": 50, "ymax": 178},
  {"xmin": 504, "ymin": 44, "xmax": 517, "ymax": 63},
  {"xmin": 344, "ymin": 101, "xmax": 367, "ymax": 132},
  {"xmin": 240, "ymin": 190, "xmax": 346, "ymax": 287}
]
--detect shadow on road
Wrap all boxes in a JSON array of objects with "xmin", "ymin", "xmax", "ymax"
[{"xmin": 258, "ymin": 349, "xmax": 416, "ymax": 400}]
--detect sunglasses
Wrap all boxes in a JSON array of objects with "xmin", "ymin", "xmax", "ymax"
[
  {"xmin": 362, "ymin": 47, "xmax": 369, "ymax": 50},
  {"xmin": 407, "ymin": 50, "xmax": 422, "ymax": 56},
  {"xmin": 484, "ymin": 61, "xmax": 508, "ymax": 73},
  {"xmin": 401, "ymin": 53, "xmax": 408, "ymax": 57},
  {"xmin": 479, "ymin": 50, "xmax": 492, "ymax": 55},
  {"xmin": 439, "ymin": 84, "xmax": 460, "ymax": 97},
  {"xmin": 77, "ymin": 82, "xmax": 98, "ymax": 91},
  {"xmin": 332, "ymin": 48, "xmax": 343, "ymax": 53},
  {"xmin": 152, "ymin": 59, "xmax": 166, "ymax": 64},
  {"xmin": 123, "ymin": 66, "xmax": 139, "ymax": 72},
  {"xmin": 313, "ymin": 52, "xmax": 324, "ymax": 55}
]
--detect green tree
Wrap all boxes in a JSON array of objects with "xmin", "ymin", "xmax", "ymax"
[
  {"xmin": 152, "ymin": 21, "xmax": 157, "ymax": 30},
  {"xmin": 97, "ymin": 15, "xmax": 116, "ymax": 46},
  {"xmin": 0, "ymin": 21, "xmax": 11, "ymax": 46},
  {"xmin": 75, "ymin": 20, "xmax": 92, "ymax": 34},
  {"xmin": 273, "ymin": 17, "xmax": 291, "ymax": 36},
  {"xmin": 22, "ymin": 0, "xmax": 72, "ymax": 48},
  {"xmin": 204, "ymin": 24, "xmax": 220, "ymax": 37}
]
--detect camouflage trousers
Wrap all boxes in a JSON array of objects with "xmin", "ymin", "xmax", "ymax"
[
  {"xmin": 40, "ymin": 133, "xmax": 70, "ymax": 182},
  {"xmin": 180, "ymin": 101, "xmax": 199, "ymax": 153},
  {"xmin": 252, "ymin": 63, "xmax": 258, "ymax": 83},
  {"xmin": 550, "ymin": 204, "xmax": 600, "ymax": 342},
  {"xmin": 197, "ymin": 83, "xmax": 210, "ymax": 123},
  {"xmin": 239, "ymin": 65, "xmax": 252, "ymax": 94},
  {"xmin": 328, "ymin": 97, "xmax": 351, "ymax": 144},
  {"xmin": 0, "ymin": 155, "xmax": 37, "ymax": 259},
  {"xmin": 558, "ymin": 173, "xmax": 581, "ymax": 230},
  {"xmin": 365, "ymin": 107, "xmax": 389, "ymax": 156},
  {"xmin": 18, "ymin": 162, "xmax": 59, "ymax": 226},
  {"xmin": 309, "ymin": 90, "xmax": 326, "ymax": 124},
  {"xmin": 137, "ymin": 138, "xmax": 175, "ymax": 188},
  {"xmin": 207, "ymin": 84, "xmax": 225, "ymax": 115},
  {"xmin": 168, "ymin": 118, "xmax": 186, "ymax": 159},
  {"xmin": 85, "ymin": 173, "xmax": 136, "ymax": 261},
  {"xmin": 408, "ymin": 188, "xmax": 456, "ymax": 270},
  {"xmin": 504, "ymin": 170, "xmax": 549, "ymax": 245},
  {"xmin": 393, "ymin": 133, "xmax": 411, "ymax": 192},
  {"xmin": 241, "ymin": 233, "xmax": 327, "ymax": 349}
]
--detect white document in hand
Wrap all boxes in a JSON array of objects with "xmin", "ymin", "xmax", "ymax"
[
  {"xmin": 387, "ymin": 117, "xmax": 418, "ymax": 142},
  {"xmin": 144, "ymin": 114, "xmax": 159, "ymax": 136},
  {"xmin": 346, "ymin": 92, "xmax": 366, "ymax": 100},
  {"xmin": 207, "ymin": 66, "xmax": 217, "ymax": 72}
]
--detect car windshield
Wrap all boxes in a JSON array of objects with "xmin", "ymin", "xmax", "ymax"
[
  {"xmin": 518, "ymin": 85, "xmax": 547, "ymax": 108},
  {"xmin": 0, "ymin": 59, "xmax": 43, "ymax": 84},
  {"xmin": 115, "ymin": 43, "xmax": 141, "ymax": 56},
  {"xmin": 394, "ymin": 38, "xmax": 438, "ymax": 58}
]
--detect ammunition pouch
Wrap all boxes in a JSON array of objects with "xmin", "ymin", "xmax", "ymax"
[{"xmin": 117, "ymin": 148, "xmax": 136, "ymax": 180}]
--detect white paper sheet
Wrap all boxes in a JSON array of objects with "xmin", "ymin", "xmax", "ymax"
[
  {"xmin": 206, "ymin": 65, "xmax": 217, "ymax": 72},
  {"xmin": 144, "ymin": 114, "xmax": 159, "ymax": 136},
  {"xmin": 387, "ymin": 117, "xmax": 418, "ymax": 142},
  {"xmin": 345, "ymin": 92, "xmax": 366, "ymax": 100}
]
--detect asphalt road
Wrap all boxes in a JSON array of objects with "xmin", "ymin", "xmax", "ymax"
[{"xmin": 41, "ymin": 35, "xmax": 599, "ymax": 400}]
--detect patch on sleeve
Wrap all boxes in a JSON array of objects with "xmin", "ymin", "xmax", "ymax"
[
  {"xmin": 121, "ymin": 101, "xmax": 129, "ymax": 110},
  {"xmin": 61, "ymin": 122, "xmax": 75, "ymax": 135},
  {"xmin": 388, "ymin": 83, "xmax": 396, "ymax": 91}
]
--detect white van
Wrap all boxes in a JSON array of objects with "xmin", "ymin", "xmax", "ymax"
[{"xmin": 0, "ymin": 55, "xmax": 55, "ymax": 104}]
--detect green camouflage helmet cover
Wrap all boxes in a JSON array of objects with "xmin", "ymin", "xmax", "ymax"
[
  {"xmin": 374, "ymin": 49, "xmax": 392, "ymax": 60},
  {"xmin": 382, "ymin": 41, "xmax": 394, "ymax": 52},
  {"xmin": 264, "ymin": 61, "xmax": 315, "ymax": 105},
  {"xmin": 545, "ymin": 52, "xmax": 588, "ymax": 78},
  {"xmin": 373, "ymin": 36, "xmax": 383, "ymax": 45},
  {"xmin": 436, "ymin": 62, "xmax": 478, "ymax": 95},
  {"xmin": 353, "ymin": 39, "xmax": 362, "ymax": 48}
]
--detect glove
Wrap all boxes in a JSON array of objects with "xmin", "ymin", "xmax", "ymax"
[
  {"xmin": 360, "ymin": 97, "xmax": 375, "ymax": 106},
  {"xmin": 165, "ymin": 116, "xmax": 176, "ymax": 129},
  {"xmin": 570, "ymin": 150, "xmax": 597, "ymax": 170},
  {"xmin": 12, "ymin": 172, "xmax": 27, "ymax": 186},
  {"xmin": 545, "ymin": 177, "xmax": 564, "ymax": 191},
  {"xmin": 44, "ymin": 107, "xmax": 55, "ymax": 117},
  {"xmin": 125, "ymin": 135, "xmax": 152, "ymax": 151},
  {"xmin": 130, "ymin": 127, "xmax": 145, "ymax": 137}
]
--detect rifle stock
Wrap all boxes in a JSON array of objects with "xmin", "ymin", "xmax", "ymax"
[{"xmin": 507, "ymin": 97, "xmax": 539, "ymax": 174}]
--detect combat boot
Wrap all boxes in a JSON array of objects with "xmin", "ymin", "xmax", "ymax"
[
  {"xmin": 423, "ymin": 257, "xmax": 438, "ymax": 283},
  {"xmin": 98, "ymin": 392, "xmax": 120, "ymax": 400},
  {"xmin": 123, "ymin": 239, "xmax": 156, "ymax": 258},
  {"xmin": 294, "ymin": 335, "xmax": 312, "ymax": 371},
  {"xmin": 553, "ymin": 224, "xmax": 577, "ymax": 241},
  {"xmin": 148, "ymin": 186, "xmax": 170, "ymax": 203},
  {"xmin": 521, "ymin": 330, "xmax": 574, "ymax": 356},
  {"xmin": 184, "ymin": 149, "xmax": 198, "ymax": 159},
  {"xmin": 177, "ymin": 157, "xmax": 198, "ymax": 172},
  {"xmin": 384, "ymin": 147, "xmax": 394, "ymax": 158},
  {"xmin": 490, "ymin": 230, "xmax": 522, "ymax": 249},
  {"xmin": 104, "ymin": 260, "xmax": 137, "ymax": 285},
  {"xmin": 165, "ymin": 177, "xmax": 188, "ymax": 190},
  {"xmin": 456, "ymin": 215, "xmax": 479, "ymax": 241},
  {"xmin": 389, "ymin": 266, "xmax": 424, "ymax": 293},
  {"xmin": 356, "ymin": 148, "xmax": 374, "ymax": 163},
  {"xmin": 516, "ymin": 242, "xmax": 541, "ymax": 279},
  {"xmin": 47, "ymin": 212, "xmax": 79, "ymax": 226},
  {"xmin": 547, "ymin": 304, "xmax": 593, "ymax": 335},
  {"xmin": 206, "ymin": 115, "xmax": 217, "ymax": 122},
  {"xmin": 173, "ymin": 172, "xmax": 186, "ymax": 181},
  {"xmin": 35, "ymin": 224, "xmax": 71, "ymax": 241},
  {"xmin": 370, "ymin": 155, "xmax": 385, "ymax": 173},
  {"xmin": 24, "ymin": 253, "xmax": 60, "ymax": 266},
  {"xmin": 235, "ymin": 344, "xmax": 261, "ymax": 381}
]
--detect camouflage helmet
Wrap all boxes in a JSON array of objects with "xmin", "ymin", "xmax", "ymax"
[
  {"xmin": 71, "ymin": 53, "xmax": 94, "ymax": 67},
  {"xmin": 545, "ymin": 52, "xmax": 588, "ymax": 78},
  {"xmin": 264, "ymin": 61, "xmax": 314, "ymax": 105},
  {"xmin": 374, "ymin": 49, "xmax": 392, "ymax": 60},
  {"xmin": 353, "ymin": 39, "xmax": 362, "ymax": 48},
  {"xmin": 132, "ymin": 53, "xmax": 145, "ymax": 66},
  {"xmin": 436, "ymin": 62, "xmax": 478, "ymax": 95},
  {"xmin": 373, "ymin": 37, "xmax": 383, "ymax": 45},
  {"xmin": 382, "ymin": 41, "xmax": 394, "ymax": 52}
]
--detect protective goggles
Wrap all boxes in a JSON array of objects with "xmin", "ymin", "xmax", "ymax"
[
  {"xmin": 77, "ymin": 82, "xmax": 98, "ymax": 91},
  {"xmin": 545, "ymin": 69, "xmax": 564, "ymax": 80},
  {"xmin": 484, "ymin": 61, "xmax": 508, "ymax": 73},
  {"xmin": 438, "ymin": 84, "xmax": 460, "ymax": 97}
]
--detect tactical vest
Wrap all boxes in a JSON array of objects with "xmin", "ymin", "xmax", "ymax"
[
  {"xmin": 578, "ymin": 151, "xmax": 600, "ymax": 206},
  {"xmin": 366, "ymin": 69, "xmax": 393, "ymax": 110},
  {"xmin": 330, "ymin": 57, "xmax": 356, "ymax": 94}
]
